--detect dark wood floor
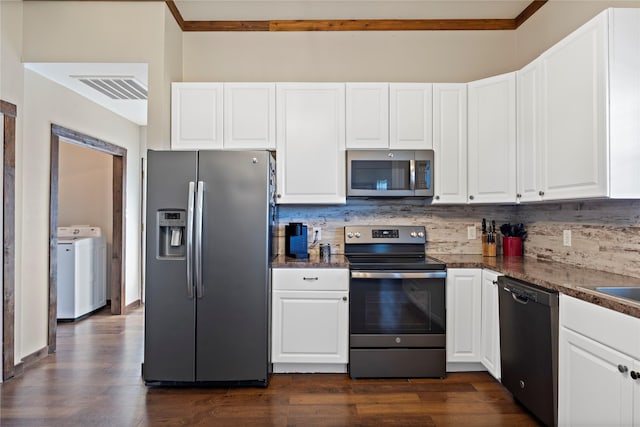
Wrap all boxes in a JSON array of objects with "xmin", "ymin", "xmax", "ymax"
[{"xmin": 0, "ymin": 307, "xmax": 541, "ymax": 426}]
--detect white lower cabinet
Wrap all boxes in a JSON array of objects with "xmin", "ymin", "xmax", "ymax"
[
  {"xmin": 480, "ymin": 269, "xmax": 502, "ymax": 380},
  {"xmin": 446, "ymin": 268, "xmax": 482, "ymax": 365},
  {"xmin": 559, "ymin": 294, "xmax": 640, "ymax": 426},
  {"xmin": 271, "ymin": 268, "xmax": 349, "ymax": 373}
]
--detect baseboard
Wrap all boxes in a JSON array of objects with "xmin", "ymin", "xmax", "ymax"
[
  {"xmin": 125, "ymin": 299, "xmax": 141, "ymax": 314},
  {"xmin": 272, "ymin": 363, "xmax": 348, "ymax": 373},
  {"xmin": 11, "ymin": 346, "xmax": 49, "ymax": 379}
]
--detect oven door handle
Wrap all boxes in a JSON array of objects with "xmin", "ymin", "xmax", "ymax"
[{"xmin": 351, "ymin": 271, "xmax": 447, "ymax": 279}]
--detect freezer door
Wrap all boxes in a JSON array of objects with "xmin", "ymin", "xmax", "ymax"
[
  {"xmin": 144, "ymin": 150, "xmax": 198, "ymax": 382},
  {"xmin": 196, "ymin": 150, "xmax": 271, "ymax": 383}
]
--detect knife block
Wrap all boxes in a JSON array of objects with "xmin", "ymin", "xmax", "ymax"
[{"xmin": 482, "ymin": 235, "xmax": 497, "ymax": 257}]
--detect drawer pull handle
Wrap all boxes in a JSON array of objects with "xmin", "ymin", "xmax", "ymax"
[{"xmin": 303, "ymin": 277, "xmax": 319, "ymax": 281}]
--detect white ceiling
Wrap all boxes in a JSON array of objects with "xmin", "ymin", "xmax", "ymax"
[
  {"xmin": 174, "ymin": 0, "xmax": 533, "ymax": 21},
  {"xmin": 25, "ymin": 63, "xmax": 148, "ymax": 126}
]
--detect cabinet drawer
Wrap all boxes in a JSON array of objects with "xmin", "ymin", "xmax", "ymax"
[
  {"xmin": 272, "ymin": 268, "xmax": 349, "ymax": 291},
  {"xmin": 560, "ymin": 294, "xmax": 640, "ymax": 359}
]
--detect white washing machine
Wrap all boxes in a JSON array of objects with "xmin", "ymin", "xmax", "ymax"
[{"xmin": 57, "ymin": 226, "xmax": 107, "ymax": 321}]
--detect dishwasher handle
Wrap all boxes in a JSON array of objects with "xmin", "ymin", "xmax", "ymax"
[{"xmin": 504, "ymin": 286, "xmax": 531, "ymax": 304}]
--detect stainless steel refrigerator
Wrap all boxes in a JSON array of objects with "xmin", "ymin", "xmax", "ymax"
[{"xmin": 143, "ymin": 150, "xmax": 275, "ymax": 386}]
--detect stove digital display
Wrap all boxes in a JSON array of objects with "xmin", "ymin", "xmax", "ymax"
[{"xmin": 372, "ymin": 229, "xmax": 399, "ymax": 238}]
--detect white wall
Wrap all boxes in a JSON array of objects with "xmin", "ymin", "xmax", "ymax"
[
  {"xmin": 183, "ymin": 30, "xmax": 518, "ymax": 82},
  {"xmin": 0, "ymin": 0, "xmax": 24, "ymax": 364},
  {"xmin": 22, "ymin": 69, "xmax": 141, "ymax": 359},
  {"xmin": 58, "ymin": 142, "xmax": 113, "ymax": 298},
  {"xmin": 21, "ymin": 2, "xmax": 172, "ymax": 150}
]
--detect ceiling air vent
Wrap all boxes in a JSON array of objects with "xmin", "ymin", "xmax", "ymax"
[{"xmin": 73, "ymin": 75, "xmax": 148, "ymax": 100}]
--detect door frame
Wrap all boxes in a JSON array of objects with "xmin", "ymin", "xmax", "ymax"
[
  {"xmin": 1, "ymin": 100, "xmax": 16, "ymax": 381},
  {"xmin": 49, "ymin": 124, "xmax": 127, "ymax": 353}
]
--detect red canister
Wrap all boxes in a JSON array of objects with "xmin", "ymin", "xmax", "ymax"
[{"xmin": 502, "ymin": 236, "xmax": 523, "ymax": 256}]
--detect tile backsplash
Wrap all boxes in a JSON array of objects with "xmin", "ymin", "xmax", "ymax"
[{"xmin": 277, "ymin": 198, "xmax": 640, "ymax": 279}]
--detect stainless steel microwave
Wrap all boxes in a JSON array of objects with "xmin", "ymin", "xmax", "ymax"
[{"xmin": 347, "ymin": 150, "xmax": 434, "ymax": 197}]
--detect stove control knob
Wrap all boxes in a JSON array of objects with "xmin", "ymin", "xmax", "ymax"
[
  {"xmin": 418, "ymin": 231, "xmax": 425, "ymax": 238},
  {"xmin": 354, "ymin": 232, "xmax": 361, "ymax": 238},
  {"xmin": 410, "ymin": 231, "xmax": 417, "ymax": 238},
  {"xmin": 347, "ymin": 232, "xmax": 354, "ymax": 238}
]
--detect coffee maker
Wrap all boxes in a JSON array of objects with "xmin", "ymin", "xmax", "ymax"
[{"xmin": 285, "ymin": 222, "xmax": 309, "ymax": 259}]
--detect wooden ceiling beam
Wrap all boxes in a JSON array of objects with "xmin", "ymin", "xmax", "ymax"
[{"xmin": 40, "ymin": 0, "xmax": 547, "ymax": 32}]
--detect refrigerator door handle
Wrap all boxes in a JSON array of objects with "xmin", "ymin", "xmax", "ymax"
[
  {"xmin": 186, "ymin": 181, "xmax": 195, "ymax": 299},
  {"xmin": 195, "ymin": 180, "xmax": 205, "ymax": 298}
]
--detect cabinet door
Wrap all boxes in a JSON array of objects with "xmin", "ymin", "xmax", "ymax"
[
  {"xmin": 389, "ymin": 83, "xmax": 433, "ymax": 149},
  {"xmin": 171, "ymin": 83, "xmax": 223, "ymax": 150},
  {"xmin": 540, "ymin": 12, "xmax": 608, "ymax": 200},
  {"xmin": 346, "ymin": 83, "xmax": 389, "ymax": 149},
  {"xmin": 467, "ymin": 73, "xmax": 517, "ymax": 204},
  {"xmin": 480, "ymin": 269, "xmax": 502, "ymax": 380},
  {"xmin": 516, "ymin": 60, "xmax": 543, "ymax": 202},
  {"xmin": 276, "ymin": 83, "xmax": 346, "ymax": 204},
  {"xmin": 223, "ymin": 83, "xmax": 275, "ymax": 150},
  {"xmin": 433, "ymin": 84, "xmax": 467, "ymax": 204},
  {"xmin": 446, "ymin": 268, "xmax": 482, "ymax": 363},
  {"xmin": 272, "ymin": 290, "xmax": 349, "ymax": 364},
  {"xmin": 559, "ymin": 327, "xmax": 634, "ymax": 426}
]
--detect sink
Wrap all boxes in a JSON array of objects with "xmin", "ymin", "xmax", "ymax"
[{"xmin": 595, "ymin": 287, "xmax": 640, "ymax": 303}]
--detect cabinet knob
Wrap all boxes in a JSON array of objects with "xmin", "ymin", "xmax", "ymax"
[
  {"xmin": 435, "ymin": 195, "xmax": 440, "ymax": 200},
  {"xmin": 342, "ymin": 296, "xmax": 348, "ymax": 301},
  {"xmin": 492, "ymin": 280, "xmax": 498, "ymax": 285},
  {"xmin": 276, "ymin": 194, "xmax": 282, "ymax": 198},
  {"xmin": 632, "ymin": 371, "xmax": 639, "ymax": 380},
  {"xmin": 469, "ymin": 195, "xmax": 474, "ymax": 200},
  {"xmin": 618, "ymin": 364, "xmax": 629, "ymax": 373},
  {"xmin": 538, "ymin": 190, "xmax": 545, "ymax": 196},
  {"xmin": 516, "ymin": 193, "xmax": 522, "ymax": 198}
]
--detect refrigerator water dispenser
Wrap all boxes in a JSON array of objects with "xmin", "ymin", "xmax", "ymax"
[{"xmin": 157, "ymin": 210, "xmax": 186, "ymax": 259}]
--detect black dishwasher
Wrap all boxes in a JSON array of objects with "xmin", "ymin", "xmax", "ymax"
[{"xmin": 498, "ymin": 276, "xmax": 559, "ymax": 427}]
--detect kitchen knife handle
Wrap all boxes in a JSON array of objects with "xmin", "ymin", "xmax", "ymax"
[
  {"xmin": 186, "ymin": 181, "xmax": 195, "ymax": 299},
  {"xmin": 195, "ymin": 181, "xmax": 205, "ymax": 298}
]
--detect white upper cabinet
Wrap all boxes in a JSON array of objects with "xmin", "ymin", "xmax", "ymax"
[
  {"xmin": 389, "ymin": 83, "xmax": 433, "ymax": 149},
  {"xmin": 467, "ymin": 72, "xmax": 517, "ymax": 204},
  {"xmin": 223, "ymin": 83, "xmax": 276, "ymax": 150},
  {"xmin": 276, "ymin": 83, "xmax": 346, "ymax": 204},
  {"xmin": 432, "ymin": 84, "xmax": 468, "ymax": 204},
  {"xmin": 538, "ymin": 8, "xmax": 640, "ymax": 200},
  {"xmin": 516, "ymin": 60, "xmax": 543, "ymax": 202},
  {"xmin": 171, "ymin": 83, "xmax": 223, "ymax": 150},
  {"xmin": 346, "ymin": 83, "xmax": 389, "ymax": 149}
]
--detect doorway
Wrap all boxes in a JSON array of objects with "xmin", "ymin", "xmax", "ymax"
[{"xmin": 48, "ymin": 124, "xmax": 127, "ymax": 353}]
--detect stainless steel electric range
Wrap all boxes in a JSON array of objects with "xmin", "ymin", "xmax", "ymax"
[{"xmin": 344, "ymin": 225, "xmax": 447, "ymax": 379}]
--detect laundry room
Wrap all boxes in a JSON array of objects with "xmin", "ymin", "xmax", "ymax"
[{"xmin": 56, "ymin": 140, "xmax": 112, "ymax": 321}]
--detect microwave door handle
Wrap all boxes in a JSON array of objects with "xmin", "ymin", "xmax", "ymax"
[{"xmin": 410, "ymin": 159, "xmax": 416, "ymax": 191}]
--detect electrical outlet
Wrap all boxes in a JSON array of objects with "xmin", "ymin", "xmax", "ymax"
[
  {"xmin": 467, "ymin": 226, "xmax": 476, "ymax": 240},
  {"xmin": 563, "ymin": 230, "xmax": 572, "ymax": 247},
  {"xmin": 313, "ymin": 227, "xmax": 322, "ymax": 242}
]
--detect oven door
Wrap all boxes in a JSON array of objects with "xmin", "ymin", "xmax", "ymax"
[{"xmin": 349, "ymin": 270, "xmax": 446, "ymax": 348}]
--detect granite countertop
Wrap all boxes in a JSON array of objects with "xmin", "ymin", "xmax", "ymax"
[
  {"xmin": 272, "ymin": 252, "xmax": 640, "ymax": 318},
  {"xmin": 432, "ymin": 254, "xmax": 640, "ymax": 318},
  {"xmin": 272, "ymin": 254, "xmax": 349, "ymax": 268}
]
